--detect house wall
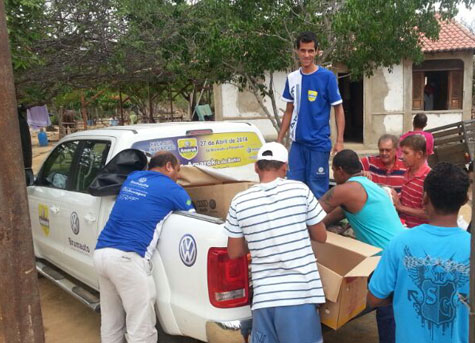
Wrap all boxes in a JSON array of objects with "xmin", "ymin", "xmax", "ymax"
[
  {"xmin": 215, "ymin": 50, "xmax": 473, "ymax": 146},
  {"xmin": 214, "ymin": 72, "xmax": 289, "ymax": 141}
]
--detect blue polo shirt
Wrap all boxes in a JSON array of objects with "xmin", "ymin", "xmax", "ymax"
[
  {"xmin": 282, "ymin": 67, "xmax": 342, "ymax": 150},
  {"xmin": 96, "ymin": 170, "xmax": 194, "ymax": 259}
]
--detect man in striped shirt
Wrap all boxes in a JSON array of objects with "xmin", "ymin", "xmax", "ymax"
[
  {"xmin": 225, "ymin": 142, "xmax": 327, "ymax": 343},
  {"xmin": 391, "ymin": 135, "xmax": 430, "ymax": 228},
  {"xmin": 360, "ymin": 134, "xmax": 406, "ymax": 193}
]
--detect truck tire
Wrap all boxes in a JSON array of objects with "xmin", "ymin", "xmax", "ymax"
[{"xmin": 156, "ymin": 322, "xmax": 201, "ymax": 343}]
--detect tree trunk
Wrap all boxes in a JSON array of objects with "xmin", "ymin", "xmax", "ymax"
[
  {"xmin": 58, "ymin": 106, "xmax": 65, "ymax": 139},
  {"xmin": 0, "ymin": 0, "xmax": 45, "ymax": 341},
  {"xmin": 169, "ymin": 85, "xmax": 173, "ymax": 119},
  {"xmin": 244, "ymin": 73, "xmax": 279, "ymax": 133},
  {"xmin": 80, "ymin": 91, "xmax": 88, "ymax": 130},
  {"xmin": 190, "ymin": 85, "xmax": 197, "ymax": 121},
  {"xmin": 119, "ymin": 89, "xmax": 124, "ymax": 125},
  {"xmin": 148, "ymin": 85, "xmax": 155, "ymax": 123}
]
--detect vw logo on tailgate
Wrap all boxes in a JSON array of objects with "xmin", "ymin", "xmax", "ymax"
[{"xmin": 179, "ymin": 234, "xmax": 197, "ymax": 267}]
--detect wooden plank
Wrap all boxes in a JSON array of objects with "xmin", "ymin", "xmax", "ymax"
[
  {"xmin": 431, "ymin": 127, "xmax": 464, "ymax": 138},
  {"xmin": 434, "ymin": 135, "xmax": 466, "ymax": 146},
  {"xmin": 463, "ymin": 121, "xmax": 475, "ymax": 130},
  {"xmin": 427, "ymin": 121, "xmax": 462, "ymax": 133},
  {"xmin": 436, "ymin": 143, "xmax": 467, "ymax": 152}
]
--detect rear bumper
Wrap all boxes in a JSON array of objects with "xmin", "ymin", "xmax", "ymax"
[{"xmin": 206, "ymin": 317, "xmax": 252, "ymax": 343}]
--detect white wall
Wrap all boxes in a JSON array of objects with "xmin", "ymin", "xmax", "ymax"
[
  {"xmin": 217, "ymin": 71, "xmax": 289, "ymax": 141},
  {"xmin": 424, "ymin": 113, "xmax": 463, "ymax": 129},
  {"xmin": 383, "ymin": 65, "xmax": 404, "ymax": 112},
  {"xmin": 220, "ymin": 71, "xmax": 288, "ymax": 120}
]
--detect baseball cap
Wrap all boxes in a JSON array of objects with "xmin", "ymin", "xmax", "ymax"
[{"xmin": 257, "ymin": 142, "xmax": 288, "ymax": 163}]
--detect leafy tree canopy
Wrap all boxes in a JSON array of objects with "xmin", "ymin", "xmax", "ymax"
[{"xmin": 5, "ymin": 0, "xmax": 474, "ymax": 121}]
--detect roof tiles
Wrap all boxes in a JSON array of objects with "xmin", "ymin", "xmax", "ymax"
[{"xmin": 421, "ymin": 19, "xmax": 475, "ymax": 53}]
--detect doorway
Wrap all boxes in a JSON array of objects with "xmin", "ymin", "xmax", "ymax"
[{"xmin": 338, "ymin": 73, "xmax": 363, "ymax": 143}]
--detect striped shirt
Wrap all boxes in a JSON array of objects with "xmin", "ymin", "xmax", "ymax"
[
  {"xmin": 224, "ymin": 178, "xmax": 326, "ymax": 310},
  {"xmin": 400, "ymin": 163, "xmax": 431, "ymax": 228},
  {"xmin": 360, "ymin": 156, "xmax": 406, "ymax": 193}
]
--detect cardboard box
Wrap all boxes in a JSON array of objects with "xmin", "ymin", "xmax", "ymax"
[
  {"xmin": 185, "ymin": 182, "xmax": 255, "ymax": 219},
  {"xmin": 312, "ymin": 232, "xmax": 381, "ymax": 329}
]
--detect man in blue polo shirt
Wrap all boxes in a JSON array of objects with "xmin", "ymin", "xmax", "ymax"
[
  {"xmin": 277, "ymin": 31, "xmax": 345, "ymax": 198},
  {"xmin": 94, "ymin": 151, "xmax": 194, "ymax": 343}
]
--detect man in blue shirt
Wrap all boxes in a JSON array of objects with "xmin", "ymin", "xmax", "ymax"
[
  {"xmin": 368, "ymin": 162, "xmax": 471, "ymax": 343},
  {"xmin": 94, "ymin": 151, "xmax": 194, "ymax": 343},
  {"xmin": 277, "ymin": 31, "xmax": 345, "ymax": 198}
]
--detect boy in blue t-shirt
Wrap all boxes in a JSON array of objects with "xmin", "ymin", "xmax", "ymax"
[
  {"xmin": 277, "ymin": 31, "xmax": 345, "ymax": 198},
  {"xmin": 368, "ymin": 162, "xmax": 471, "ymax": 343}
]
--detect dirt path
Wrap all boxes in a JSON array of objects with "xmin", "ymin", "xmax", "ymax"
[
  {"xmin": 38, "ymin": 278, "xmax": 101, "ymax": 343},
  {"xmin": 0, "ymin": 275, "xmax": 378, "ymax": 343},
  {"xmin": 0, "ymin": 278, "xmax": 100, "ymax": 343}
]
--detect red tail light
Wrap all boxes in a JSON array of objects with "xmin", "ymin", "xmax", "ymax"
[{"xmin": 207, "ymin": 248, "xmax": 249, "ymax": 308}]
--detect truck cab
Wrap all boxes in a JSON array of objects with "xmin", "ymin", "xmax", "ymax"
[{"xmin": 28, "ymin": 121, "xmax": 265, "ymax": 342}]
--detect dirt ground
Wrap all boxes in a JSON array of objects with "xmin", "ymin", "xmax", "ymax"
[{"xmin": 0, "ymin": 276, "xmax": 378, "ymax": 343}]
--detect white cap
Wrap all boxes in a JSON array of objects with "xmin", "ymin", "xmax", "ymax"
[{"xmin": 257, "ymin": 142, "xmax": 288, "ymax": 163}]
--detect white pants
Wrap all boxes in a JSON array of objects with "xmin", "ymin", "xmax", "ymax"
[{"xmin": 93, "ymin": 248, "xmax": 158, "ymax": 343}]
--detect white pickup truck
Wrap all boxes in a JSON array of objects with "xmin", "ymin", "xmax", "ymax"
[{"xmin": 28, "ymin": 121, "xmax": 266, "ymax": 343}]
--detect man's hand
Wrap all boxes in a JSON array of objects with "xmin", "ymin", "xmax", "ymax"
[
  {"xmin": 332, "ymin": 141, "xmax": 344, "ymax": 155},
  {"xmin": 390, "ymin": 188, "xmax": 401, "ymax": 210},
  {"xmin": 361, "ymin": 170, "xmax": 372, "ymax": 180}
]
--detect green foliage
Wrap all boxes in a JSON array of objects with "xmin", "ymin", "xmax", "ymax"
[
  {"xmin": 5, "ymin": 0, "xmax": 47, "ymax": 71},
  {"xmin": 5, "ymin": 0, "xmax": 474, "ymax": 120}
]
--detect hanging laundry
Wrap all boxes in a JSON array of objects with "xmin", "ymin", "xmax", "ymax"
[{"xmin": 27, "ymin": 105, "xmax": 51, "ymax": 129}]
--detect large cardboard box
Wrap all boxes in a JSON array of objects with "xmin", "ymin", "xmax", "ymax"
[
  {"xmin": 185, "ymin": 182, "xmax": 255, "ymax": 219},
  {"xmin": 179, "ymin": 165, "xmax": 256, "ymax": 219},
  {"xmin": 313, "ymin": 232, "xmax": 382, "ymax": 329}
]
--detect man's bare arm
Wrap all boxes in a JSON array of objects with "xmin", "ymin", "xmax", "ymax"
[
  {"xmin": 322, "ymin": 206, "xmax": 346, "ymax": 226},
  {"xmin": 367, "ymin": 291, "xmax": 392, "ymax": 308},
  {"xmin": 391, "ymin": 189, "xmax": 428, "ymax": 219},
  {"xmin": 308, "ymin": 221, "xmax": 327, "ymax": 243},
  {"xmin": 319, "ymin": 186, "xmax": 343, "ymax": 214},
  {"xmin": 277, "ymin": 102, "xmax": 293, "ymax": 143},
  {"xmin": 395, "ymin": 204, "xmax": 428, "ymax": 219},
  {"xmin": 227, "ymin": 237, "xmax": 249, "ymax": 259},
  {"xmin": 332, "ymin": 104, "xmax": 345, "ymax": 154}
]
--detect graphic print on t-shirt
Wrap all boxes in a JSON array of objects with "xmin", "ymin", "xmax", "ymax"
[{"xmin": 403, "ymin": 246, "xmax": 470, "ymax": 338}]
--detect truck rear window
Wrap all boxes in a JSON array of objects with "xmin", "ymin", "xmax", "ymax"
[{"xmin": 131, "ymin": 132, "xmax": 262, "ymax": 168}]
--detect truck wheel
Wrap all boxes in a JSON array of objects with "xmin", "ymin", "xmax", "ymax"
[{"xmin": 156, "ymin": 322, "xmax": 201, "ymax": 343}]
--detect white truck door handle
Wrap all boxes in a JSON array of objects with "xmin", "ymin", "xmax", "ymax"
[
  {"xmin": 50, "ymin": 206, "xmax": 60, "ymax": 214},
  {"xmin": 84, "ymin": 214, "xmax": 96, "ymax": 223}
]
